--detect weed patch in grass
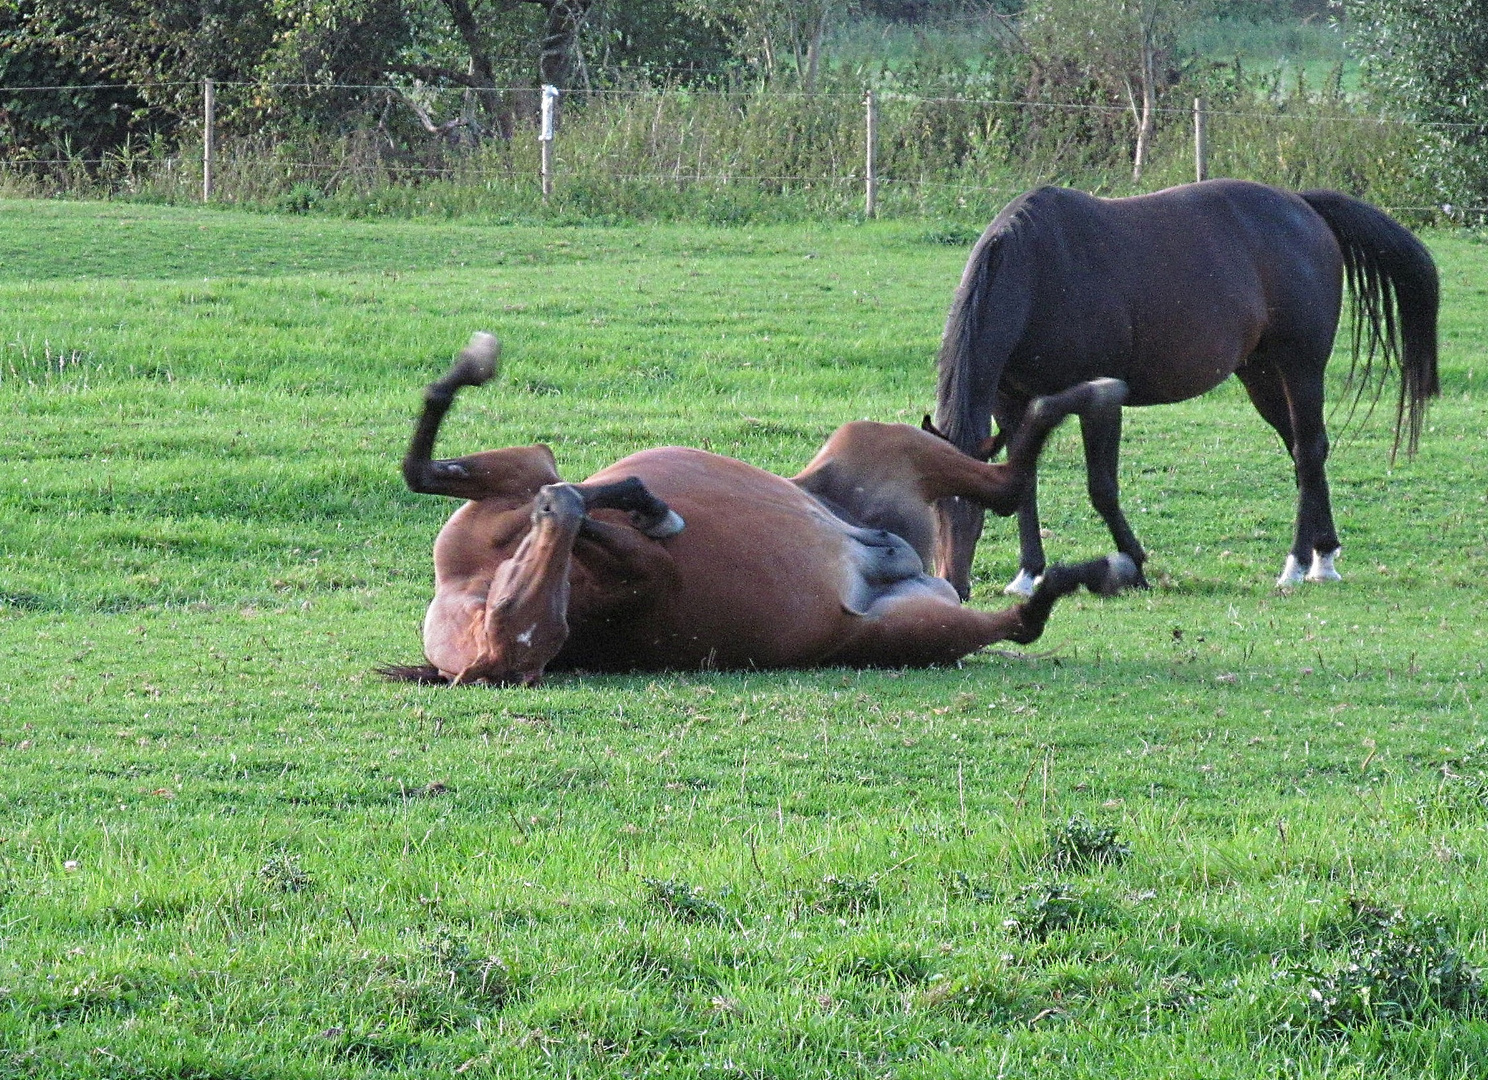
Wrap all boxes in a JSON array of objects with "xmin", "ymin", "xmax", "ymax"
[
  {"xmin": 1293, "ymin": 899, "xmax": 1486, "ymax": 1032},
  {"xmin": 1004, "ymin": 881, "xmax": 1113, "ymax": 940},
  {"xmin": 642, "ymin": 877, "xmax": 736, "ymax": 926},
  {"xmin": 1045, "ymin": 814, "xmax": 1132, "ymax": 871},
  {"xmin": 255, "ymin": 850, "xmax": 312, "ymax": 893}
]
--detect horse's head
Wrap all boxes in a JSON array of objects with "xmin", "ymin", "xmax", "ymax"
[
  {"xmin": 934, "ymin": 495, "xmax": 985, "ymax": 602},
  {"xmin": 456, "ymin": 483, "xmax": 585, "ymax": 686}
]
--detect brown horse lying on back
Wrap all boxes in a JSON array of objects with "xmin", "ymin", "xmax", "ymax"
[{"xmin": 384, "ymin": 334, "xmax": 1136, "ymax": 686}]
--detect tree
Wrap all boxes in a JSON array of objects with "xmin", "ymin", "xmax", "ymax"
[
  {"xmin": 1022, "ymin": 0, "xmax": 1201, "ymax": 180},
  {"xmin": 0, "ymin": 1, "xmax": 158, "ymax": 156},
  {"xmin": 1349, "ymin": 0, "xmax": 1488, "ymax": 208},
  {"xmin": 685, "ymin": 0, "xmax": 848, "ymax": 90}
]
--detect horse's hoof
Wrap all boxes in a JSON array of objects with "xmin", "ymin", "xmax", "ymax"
[
  {"xmin": 1305, "ymin": 548, "xmax": 1342, "ymax": 582},
  {"xmin": 638, "ymin": 509, "xmax": 685, "ymax": 539},
  {"xmin": 1276, "ymin": 554, "xmax": 1305, "ymax": 588},
  {"xmin": 453, "ymin": 332, "xmax": 501, "ymax": 386},
  {"xmin": 1003, "ymin": 568, "xmax": 1040, "ymax": 598},
  {"xmin": 1098, "ymin": 553, "xmax": 1139, "ymax": 596}
]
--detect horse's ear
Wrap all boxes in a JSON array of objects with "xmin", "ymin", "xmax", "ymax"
[
  {"xmin": 921, "ymin": 414, "xmax": 946, "ymax": 439},
  {"xmin": 973, "ymin": 431, "xmax": 1005, "ymax": 462}
]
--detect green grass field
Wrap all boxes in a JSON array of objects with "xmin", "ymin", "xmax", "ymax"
[{"xmin": 1, "ymin": 198, "xmax": 1486, "ymax": 1078}]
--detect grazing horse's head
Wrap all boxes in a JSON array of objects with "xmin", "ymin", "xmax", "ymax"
[{"xmin": 934, "ymin": 495, "xmax": 985, "ymax": 602}]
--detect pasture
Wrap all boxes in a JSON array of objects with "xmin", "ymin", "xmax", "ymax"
[{"xmin": 0, "ymin": 198, "xmax": 1485, "ymax": 1078}]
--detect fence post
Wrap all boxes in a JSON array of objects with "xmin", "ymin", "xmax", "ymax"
[
  {"xmin": 539, "ymin": 85, "xmax": 559, "ymax": 200},
  {"xmin": 864, "ymin": 88, "xmax": 878, "ymax": 219},
  {"xmin": 1194, "ymin": 96, "xmax": 1207, "ymax": 183},
  {"xmin": 203, "ymin": 78, "xmax": 216, "ymax": 203}
]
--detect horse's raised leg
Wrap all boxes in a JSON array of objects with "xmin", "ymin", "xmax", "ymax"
[
  {"xmin": 1079, "ymin": 405, "xmax": 1150, "ymax": 589},
  {"xmin": 571, "ymin": 476, "xmax": 685, "ymax": 539},
  {"xmin": 403, "ymin": 333, "xmax": 501, "ymax": 496}
]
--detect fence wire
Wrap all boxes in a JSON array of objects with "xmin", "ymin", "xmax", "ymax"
[{"xmin": 3, "ymin": 79, "xmax": 1484, "ymax": 218}]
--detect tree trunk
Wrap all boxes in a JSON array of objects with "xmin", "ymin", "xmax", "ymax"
[
  {"xmin": 804, "ymin": 0, "xmax": 831, "ymax": 93},
  {"xmin": 1132, "ymin": 41, "xmax": 1155, "ymax": 181},
  {"xmin": 534, "ymin": 0, "xmax": 594, "ymax": 90}
]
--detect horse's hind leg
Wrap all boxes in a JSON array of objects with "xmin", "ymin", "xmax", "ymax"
[
  {"xmin": 1238, "ymin": 359, "xmax": 1339, "ymax": 585},
  {"xmin": 829, "ymin": 554, "xmax": 1137, "ymax": 666},
  {"xmin": 1281, "ymin": 366, "xmax": 1342, "ymax": 583},
  {"xmin": 1079, "ymin": 407, "xmax": 1149, "ymax": 589}
]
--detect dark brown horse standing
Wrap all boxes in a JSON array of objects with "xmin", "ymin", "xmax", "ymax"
[
  {"xmin": 932, "ymin": 178, "xmax": 1440, "ymax": 598},
  {"xmin": 386, "ymin": 334, "xmax": 1135, "ymax": 686}
]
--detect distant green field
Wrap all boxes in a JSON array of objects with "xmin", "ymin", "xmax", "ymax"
[{"xmin": 1, "ymin": 199, "xmax": 1485, "ymax": 1078}]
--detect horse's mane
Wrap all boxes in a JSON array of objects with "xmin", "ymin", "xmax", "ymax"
[{"xmin": 933, "ymin": 190, "xmax": 1046, "ymax": 454}]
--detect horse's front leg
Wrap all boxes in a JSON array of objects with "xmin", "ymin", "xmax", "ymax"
[
  {"xmin": 998, "ymin": 378, "xmax": 1129, "ymax": 597},
  {"xmin": 1005, "ymin": 483, "xmax": 1046, "ymax": 598},
  {"xmin": 572, "ymin": 477, "xmax": 685, "ymax": 539},
  {"xmin": 1079, "ymin": 407, "xmax": 1150, "ymax": 589},
  {"xmin": 403, "ymin": 333, "xmax": 501, "ymax": 497}
]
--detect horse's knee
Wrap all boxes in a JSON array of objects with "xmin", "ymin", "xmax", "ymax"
[{"xmin": 1086, "ymin": 474, "xmax": 1121, "ymax": 516}]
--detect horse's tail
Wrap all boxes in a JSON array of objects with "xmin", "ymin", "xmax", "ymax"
[
  {"xmin": 377, "ymin": 663, "xmax": 450, "ymax": 684},
  {"xmin": 1299, "ymin": 189, "xmax": 1440, "ymax": 459},
  {"xmin": 934, "ymin": 219, "xmax": 1031, "ymax": 454}
]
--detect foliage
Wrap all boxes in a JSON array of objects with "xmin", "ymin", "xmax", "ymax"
[
  {"xmin": 1349, "ymin": 0, "xmax": 1488, "ymax": 212},
  {"xmin": 1295, "ymin": 900, "xmax": 1486, "ymax": 1030},
  {"xmin": 683, "ymin": 0, "xmax": 847, "ymax": 88},
  {"xmin": 1021, "ymin": 0, "xmax": 1206, "ymax": 177},
  {"xmin": 0, "ymin": 2, "xmax": 161, "ymax": 156},
  {"xmin": 1045, "ymin": 814, "xmax": 1131, "ymax": 871}
]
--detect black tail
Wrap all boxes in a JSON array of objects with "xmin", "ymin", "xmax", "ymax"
[
  {"xmin": 377, "ymin": 663, "xmax": 450, "ymax": 684},
  {"xmin": 934, "ymin": 207, "xmax": 1035, "ymax": 455},
  {"xmin": 1299, "ymin": 190, "xmax": 1440, "ymax": 459}
]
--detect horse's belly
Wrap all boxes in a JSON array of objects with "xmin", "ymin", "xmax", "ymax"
[
  {"xmin": 571, "ymin": 449, "xmax": 864, "ymax": 669},
  {"xmin": 1125, "ymin": 358, "xmax": 1240, "ymax": 405}
]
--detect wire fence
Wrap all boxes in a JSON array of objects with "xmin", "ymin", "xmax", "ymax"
[{"xmin": 2, "ymin": 79, "xmax": 1481, "ymax": 220}]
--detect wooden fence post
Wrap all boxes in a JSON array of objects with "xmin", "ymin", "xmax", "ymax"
[
  {"xmin": 203, "ymin": 79, "xmax": 216, "ymax": 203},
  {"xmin": 1194, "ymin": 96, "xmax": 1207, "ymax": 183},
  {"xmin": 540, "ymin": 84, "xmax": 559, "ymax": 200},
  {"xmin": 864, "ymin": 88, "xmax": 878, "ymax": 219}
]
